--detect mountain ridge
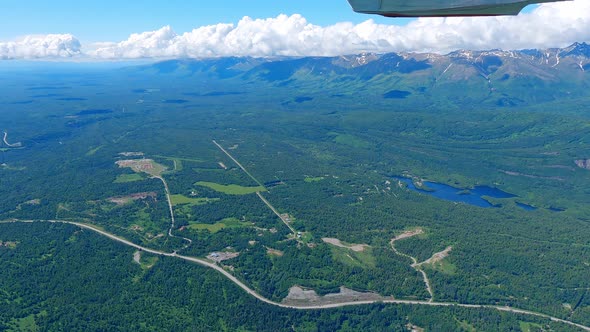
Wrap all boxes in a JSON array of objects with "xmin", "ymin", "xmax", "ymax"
[
  {"xmin": 140, "ymin": 42, "xmax": 590, "ymax": 71},
  {"xmin": 132, "ymin": 42, "xmax": 590, "ymax": 108}
]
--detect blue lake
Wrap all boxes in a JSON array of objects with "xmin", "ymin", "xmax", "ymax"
[
  {"xmin": 548, "ymin": 207, "xmax": 565, "ymax": 212},
  {"xmin": 394, "ymin": 177, "xmax": 516, "ymax": 208}
]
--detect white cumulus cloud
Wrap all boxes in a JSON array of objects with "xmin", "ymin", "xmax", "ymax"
[
  {"xmin": 400, "ymin": 0, "xmax": 590, "ymax": 52},
  {"xmin": 0, "ymin": 34, "xmax": 82, "ymax": 60},
  {"xmin": 89, "ymin": 0, "xmax": 590, "ymax": 59}
]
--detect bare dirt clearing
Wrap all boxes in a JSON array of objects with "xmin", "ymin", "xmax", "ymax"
[
  {"xmin": 207, "ymin": 251, "xmax": 240, "ymax": 263},
  {"xmin": 15, "ymin": 199, "xmax": 41, "ymax": 211},
  {"xmin": 406, "ymin": 323, "xmax": 425, "ymax": 332},
  {"xmin": 393, "ymin": 228, "xmax": 424, "ymax": 242},
  {"xmin": 119, "ymin": 152, "xmax": 144, "ymax": 157},
  {"xmin": 116, "ymin": 159, "xmax": 167, "ymax": 177},
  {"xmin": 266, "ymin": 247, "xmax": 284, "ymax": 257},
  {"xmin": 282, "ymin": 286, "xmax": 386, "ymax": 306},
  {"xmin": 108, "ymin": 192, "xmax": 157, "ymax": 205},
  {"xmin": 322, "ymin": 238, "xmax": 369, "ymax": 252},
  {"xmin": 0, "ymin": 240, "xmax": 18, "ymax": 249},
  {"xmin": 500, "ymin": 169, "xmax": 564, "ymax": 181},
  {"xmin": 415, "ymin": 246, "xmax": 453, "ymax": 267}
]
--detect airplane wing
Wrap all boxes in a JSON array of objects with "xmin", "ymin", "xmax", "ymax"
[{"xmin": 347, "ymin": 0, "xmax": 571, "ymax": 17}]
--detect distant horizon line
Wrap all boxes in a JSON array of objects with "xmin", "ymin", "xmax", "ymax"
[{"xmin": 1, "ymin": 41, "xmax": 588, "ymax": 65}]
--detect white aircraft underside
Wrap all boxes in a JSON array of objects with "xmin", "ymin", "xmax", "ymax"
[{"xmin": 347, "ymin": 0, "xmax": 571, "ymax": 17}]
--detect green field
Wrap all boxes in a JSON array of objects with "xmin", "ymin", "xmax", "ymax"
[
  {"xmin": 188, "ymin": 223, "xmax": 227, "ymax": 233},
  {"xmin": 304, "ymin": 176, "xmax": 324, "ymax": 183},
  {"xmin": 195, "ymin": 181, "xmax": 266, "ymax": 195},
  {"xmin": 113, "ymin": 173, "xmax": 144, "ymax": 183},
  {"xmin": 424, "ymin": 259, "xmax": 457, "ymax": 275},
  {"xmin": 188, "ymin": 217, "xmax": 249, "ymax": 233},
  {"xmin": 8, "ymin": 313, "xmax": 39, "ymax": 332},
  {"xmin": 329, "ymin": 246, "xmax": 376, "ymax": 269},
  {"xmin": 138, "ymin": 255, "xmax": 159, "ymax": 270},
  {"xmin": 170, "ymin": 194, "xmax": 213, "ymax": 206},
  {"xmin": 131, "ymin": 209, "xmax": 163, "ymax": 235},
  {"xmin": 153, "ymin": 155, "xmax": 203, "ymax": 163},
  {"xmin": 153, "ymin": 156, "xmax": 192, "ymax": 172}
]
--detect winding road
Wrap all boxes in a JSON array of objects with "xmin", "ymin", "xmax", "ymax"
[
  {"xmin": 390, "ymin": 230, "xmax": 434, "ymax": 302},
  {"xmin": 2, "ymin": 131, "xmax": 9, "ymax": 147},
  {"xmin": 1, "ymin": 219, "xmax": 589, "ymax": 331},
  {"xmin": 152, "ymin": 175, "xmax": 192, "ymax": 249},
  {"xmin": 3, "ymin": 131, "xmax": 21, "ymax": 148}
]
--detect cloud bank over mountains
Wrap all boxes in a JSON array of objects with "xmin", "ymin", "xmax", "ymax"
[
  {"xmin": 0, "ymin": 34, "xmax": 81, "ymax": 60},
  {"xmin": 2, "ymin": 0, "xmax": 589, "ymax": 60}
]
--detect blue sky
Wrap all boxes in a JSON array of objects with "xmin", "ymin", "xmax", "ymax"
[
  {"xmin": 2, "ymin": 0, "xmax": 585, "ymax": 60},
  {"xmin": 0, "ymin": 0, "xmax": 411, "ymax": 42}
]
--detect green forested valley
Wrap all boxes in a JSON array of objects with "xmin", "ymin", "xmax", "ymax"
[{"xmin": 1, "ymin": 51, "xmax": 590, "ymax": 331}]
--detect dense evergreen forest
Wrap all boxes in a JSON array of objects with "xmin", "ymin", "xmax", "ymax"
[
  {"xmin": 0, "ymin": 223, "xmax": 576, "ymax": 331},
  {"xmin": 1, "ymin": 59, "xmax": 589, "ymax": 330}
]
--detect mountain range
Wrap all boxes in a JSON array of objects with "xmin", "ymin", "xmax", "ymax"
[{"xmin": 132, "ymin": 42, "xmax": 590, "ymax": 108}]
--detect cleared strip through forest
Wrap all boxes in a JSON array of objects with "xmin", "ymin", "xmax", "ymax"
[
  {"xmin": 212, "ymin": 140, "xmax": 298, "ymax": 237},
  {"xmin": 212, "ymin": 140, "xmax": 264, "ymax": 187}
]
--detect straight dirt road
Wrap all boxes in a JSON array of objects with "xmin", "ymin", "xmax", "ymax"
[
  {"xmin": 256, "ymin": 192, "xmax": 297, "ymax": 236},
  {"xmin": 212, "ymin": 140, "xmax": 298, "ymax": 237},
  {"xmin": 212, "ymin": 140, "xmax": 263, "ymax": 187},
  {"xmin": 2, "ymin": 219, "xmax": 589, "ymax": 331}
]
